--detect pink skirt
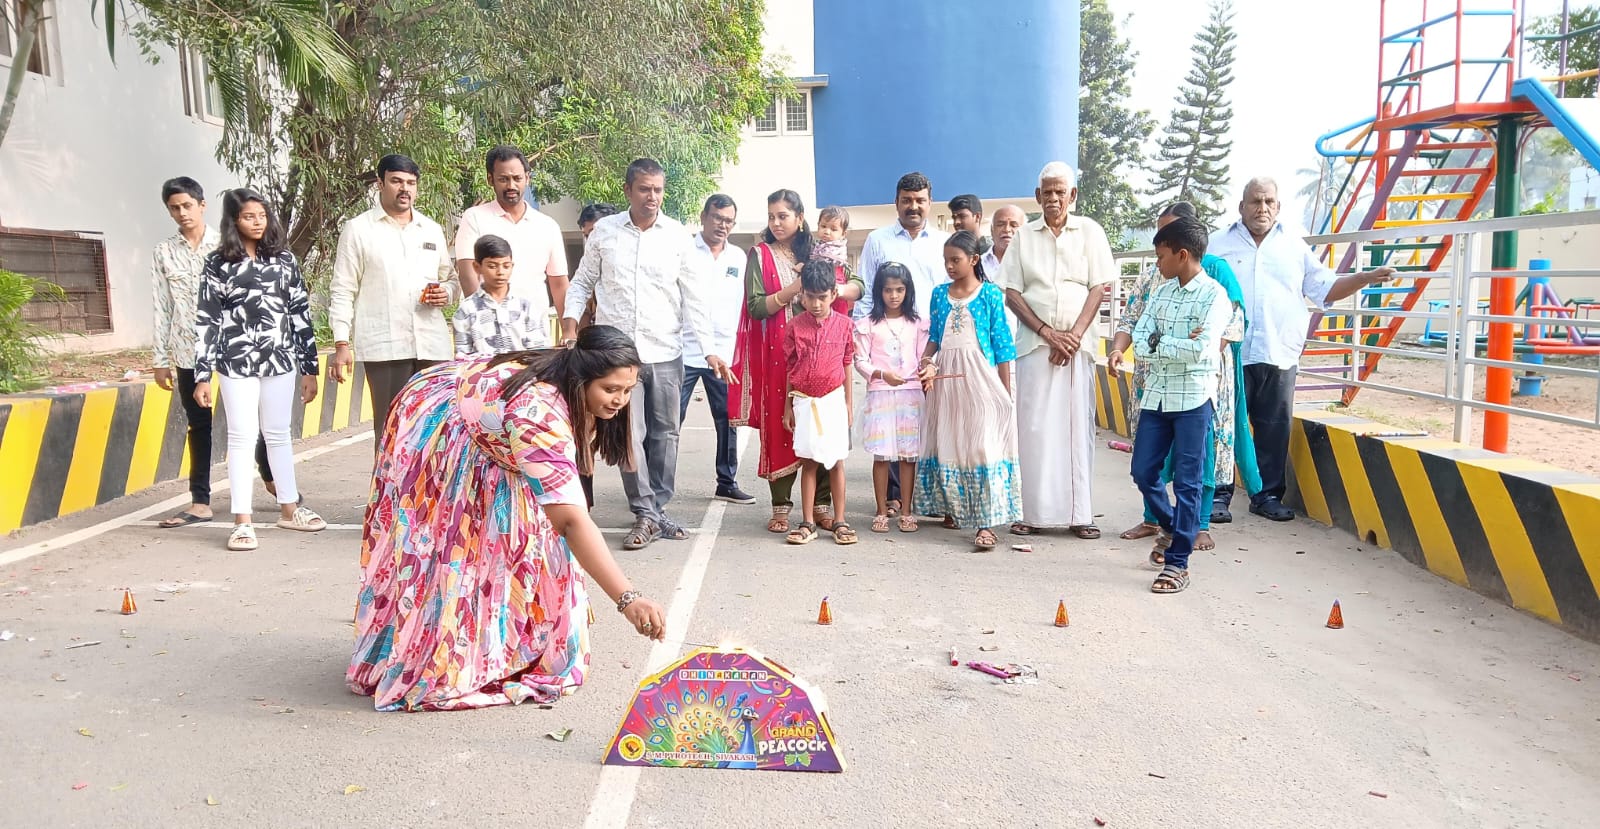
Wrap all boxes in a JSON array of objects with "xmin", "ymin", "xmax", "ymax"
[{"xmin": 860, "ymin": 388, "xmax": 923, "ymax": 461}]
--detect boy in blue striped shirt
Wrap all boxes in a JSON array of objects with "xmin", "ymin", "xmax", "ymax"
[{"xmin": 1131, "ymin": 217, "xmax": 1234, "ymax": 595}]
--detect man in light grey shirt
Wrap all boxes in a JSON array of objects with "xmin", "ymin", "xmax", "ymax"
[{"xmin": 561, "ymin": 158, "xmax": 727, "ymax": 550}]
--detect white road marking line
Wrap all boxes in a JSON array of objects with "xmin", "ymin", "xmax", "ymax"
[
  {"xmin": 0, "ymin": 432, "xmax": 374, "ymax": 568},
  {"xmin": 581, "ymin": 429, "xmax": 748, "ymax": 829}
]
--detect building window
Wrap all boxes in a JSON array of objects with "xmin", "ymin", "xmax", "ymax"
[
  {"xmin": 783, "ymin": 93, "xmax": 810, "ymax": 134},
  {"xmin": 0, "ymin": 227, "xmax": 114, "ymax": 334},
  {"xmin": 1, "ymin": 0, "xmax": 52, "ymax": 75},
  {"xmin": 751, "ymin": 90, "xmax": 812, "ymax": 137},
  {"xmin": 180, "ymin": 46, "xmax": 224, "ymax": 123},
  {"xmin": 753, "ymin": 98, "xmax": 779, "ymax": 135}
]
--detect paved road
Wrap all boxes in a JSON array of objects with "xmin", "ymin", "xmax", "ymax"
[{"xmin": 4, "ymin": 405, "xmax": 1600, "ymax": 828}]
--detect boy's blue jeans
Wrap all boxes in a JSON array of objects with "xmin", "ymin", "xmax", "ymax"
[{"xmin": 1131, "ymin": 401, "xmax": 1214, "ymax": 570}]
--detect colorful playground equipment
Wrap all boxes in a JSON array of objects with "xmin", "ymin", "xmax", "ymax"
[{"xmin": 1308, "ymin": 1, "xmax": 1600, "ymax": 450}]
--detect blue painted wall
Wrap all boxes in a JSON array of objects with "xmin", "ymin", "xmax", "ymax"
[{"xmin": 811, "ymin": 1, "xmax": 1079, "ymax": 207}]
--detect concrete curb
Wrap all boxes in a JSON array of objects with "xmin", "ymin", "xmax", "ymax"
[{"xmin": 0, "ymin": 363, "xmax": 373, "ymax": 534}]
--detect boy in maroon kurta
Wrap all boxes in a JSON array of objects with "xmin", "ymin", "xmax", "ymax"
[{"xmin": 783, "ymin": 261, "xmax": 857, "ymax": 545}]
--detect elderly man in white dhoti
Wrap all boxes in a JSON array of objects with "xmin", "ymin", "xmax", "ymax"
[{"xmin": 1001, "ymin": 161, "xmax": 1117, "ymax": 539}]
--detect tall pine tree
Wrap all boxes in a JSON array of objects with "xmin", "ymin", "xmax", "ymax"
[
  {"xmin": 1148, "ymin": 0, "xmax": 1237, "ymax": 224},
  {"xmin": 1078, "ymin": 0, "xmax": 1155, "ymax": 248}
]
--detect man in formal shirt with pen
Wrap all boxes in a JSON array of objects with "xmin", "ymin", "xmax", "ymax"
[{"xmin": 328, "ymin": 154, "xmax": 458, "ymax": 447}]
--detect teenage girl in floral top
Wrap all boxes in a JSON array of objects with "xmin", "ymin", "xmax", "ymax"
[{"xmin": 194, "ymin": 188, "xmax": 326, "ymax": 551}]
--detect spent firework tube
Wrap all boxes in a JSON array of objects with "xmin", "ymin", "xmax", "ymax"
[
  {"xmin": 1108, "ymin": 439, "xmax": 1133, "ymax": 453},
  {"xmin": 948, "ymin": 646, "xmax": 958, "ymax": 666}
]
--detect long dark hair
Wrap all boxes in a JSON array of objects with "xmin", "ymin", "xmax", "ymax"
[
  {"xmin": 869, "ymin": 262, "xmax": 919, "ymax": 323},
  {"xmin": 945, "ymin": 230, "xmax": 987, "ymax": 282},
  {"xmin": 217, "ymin": 188, "xmax": 287, "ymax": 262},
  {"xmin": 489, "ymin": 325, "xmax": 641, "ymax": 474},
  {"xmin": 762, "ymin": 189, "xmax": 813, "ymax": 262}
]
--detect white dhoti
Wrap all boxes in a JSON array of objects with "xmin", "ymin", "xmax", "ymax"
[
  {"xmin": 791, "ymin": 386, "xmax": 850, "ymax": 470},
  {"xmin": 1015, "ymin": 348, "xmax": 1096, "ymax": 527}
]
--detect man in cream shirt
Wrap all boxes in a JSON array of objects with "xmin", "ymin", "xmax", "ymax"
[
  {"xmin": 453, "ymin": 145, "xmax": 569, "ymax": 346},
  {"xmin": 1002, "ymin": 161, "xmax": 1117, "ymax": 540},
  {"xmin": 328, "ymin": 153, "xmax": 458, "ymax": 444}
]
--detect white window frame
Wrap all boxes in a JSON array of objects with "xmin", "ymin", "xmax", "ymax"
[
  {"xmin": 753, "ymin": 97, "xmax": 779, "ymax": 135},
  {"xmin": 751, "ymin": 89, "xmax": 813, "ymax": 137},
  {"xmin": 187, "ymin": 48, "xmax": 225, "ymax": 124},
  {"xmin": 782, "ymin": 91, "xmax": 811, "ymax": 136}
]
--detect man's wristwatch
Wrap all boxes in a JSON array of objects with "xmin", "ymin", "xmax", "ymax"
[
  {"xmin": 1147, "ymin": 330, "xmax": 1163, "ymax": 351},
  {"xmin": 616, "ymin": 590, "xmax": 643, "ymax": 613}
]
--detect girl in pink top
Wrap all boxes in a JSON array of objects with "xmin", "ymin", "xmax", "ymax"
[{"xmin": 853, "ymin": 263, "xmax": 929, "ymax": 533}]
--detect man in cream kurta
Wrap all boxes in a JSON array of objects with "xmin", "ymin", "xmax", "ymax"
[
  {"xmin": 328, "ymin": 154, "xmax": 458, "ymax": 444},
  {"xmin": 1002, "ymin": 162, "xmax": 1117, "ymax": 537}
]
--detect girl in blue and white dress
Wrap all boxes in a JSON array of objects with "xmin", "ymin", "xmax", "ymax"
[{"xmin": 914, "ymin": 231, "xmax": 1021, "ymax": 551}]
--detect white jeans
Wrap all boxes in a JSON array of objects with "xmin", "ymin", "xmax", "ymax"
[{"xmin": 220, "ymin": 372, "xmax": 299, "ymax": 517}]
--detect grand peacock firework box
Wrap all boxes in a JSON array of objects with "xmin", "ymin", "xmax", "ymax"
[{"xmin": 601, "ymin": 646, "xmax": 844, "ymax": 772}]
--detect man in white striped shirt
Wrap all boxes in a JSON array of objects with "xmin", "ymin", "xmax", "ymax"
[{"xmin": 561, "ymin": 158, "xmax": 727, "ymax": 551}]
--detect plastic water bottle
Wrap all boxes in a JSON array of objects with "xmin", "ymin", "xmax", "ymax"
[{"xmin": 1108, "ymin": 439, "xmax": 1133, "ymax": 453}]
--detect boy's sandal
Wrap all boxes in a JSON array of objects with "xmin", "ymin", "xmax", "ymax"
[
  {"xmin": 886, "ymin": 499, "xmax": 901, "ymax": 518},
  {"xmin": 1010, "ymin": 522, "xmax": 1037, "ymax": 536},
  {"xmin": 767, "ymin": 506, "xmax": 792, "ymax": 534},
  {"xmin": 1151, "ymin": 565, "xmax": 1190, "ymax": 594},
  {"xmin": 276, "ymin": 507, "xmax": 326, "ymax": 533},
  {"xmin": 159, "ymin": 511, "xmax": 210, "ymax": 528},
  {"xmin": 1195, "ymin": 530, "xmax": 1216, "ymax": 551},
  {"xmin": 623, "ymin": 517, "xmax": 661, "ymax": 551},
  {"xmin": 832, "ymin": 523, "xmax": 858, "ymax": 545},
  {"xmin": 941, "ymin": 515, "xmax": 960, "ymax": 530},
  {"xmin": 870, "ymin": 515, "xmax": 891, "ymax": 533},
  {"xmin": 974, "ymin": 528, "xmax": 998, "ymax": 550},
  {"xmin": 658, "ymin": 517, "xmax": 690, "ymax": 541},
  {"xmin": 1150, "ymin": 531, "xmax": 1171, "ymax": 567},
  {"xmin": 226, "ymin": 524, "xmax": 258, "ymax": 552},
  {"xmin": 898, "ymin": 515, "xmax": 919, "ymax": 533},
  {"xmin": 786, "ymin": 522, "xmax": 818, "ymax": 545},
  {"xmin": 1120, "ymin": 521, "xmax": 1159, "ymax": 540},
  {"xmin": 1070, "ymin": 524, "xmax": 1102, "ymax": 540}
]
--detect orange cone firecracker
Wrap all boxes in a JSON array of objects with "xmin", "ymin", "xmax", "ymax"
[
  {"xmin": 1326, "ymin": 600, "xmax": 1344, "ymax": 629},
  {"xmin": 1054, "ymin": 599, "xmax": 1069, "ymax": 628},
  {"xmin": 817, "ymin": 597, "xmax": 832, "ymax": 625},
  {"xmin": 120, "ymin": 589, "xmax": 137, "ymax": 616}
]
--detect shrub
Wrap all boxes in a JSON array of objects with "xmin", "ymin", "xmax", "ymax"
[{"xmin": 0, "ymin": 269, "xmax": 66, "ymax": 393}]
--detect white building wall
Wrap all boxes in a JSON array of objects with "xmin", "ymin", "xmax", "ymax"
[{"xmin": 0, "ymin": 1, "xmax": 234, "ymax": 352}]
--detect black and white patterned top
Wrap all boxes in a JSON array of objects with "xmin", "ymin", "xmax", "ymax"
[{"xmin": 194, "ymin": 250, "xmax": 319, "ymax": 383}]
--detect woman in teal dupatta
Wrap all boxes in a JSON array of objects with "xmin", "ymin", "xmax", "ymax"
[{"xmin": 1110, "ymin": 203, "xmax": 1260, "ymax": 555}]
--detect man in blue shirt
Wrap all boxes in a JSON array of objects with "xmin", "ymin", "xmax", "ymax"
[{"xmin": 1209, "ymin": 178, "xmax": 1393, "ymax": 522}]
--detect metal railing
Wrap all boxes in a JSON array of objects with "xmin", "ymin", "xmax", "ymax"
[{"xmin": 1110, "ymin": 210, "xmax": 1600, "ymax": 449}]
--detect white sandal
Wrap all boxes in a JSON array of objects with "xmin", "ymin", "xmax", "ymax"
[
  {"xmin": 276, "ymin": 507, "xmax": 326, "ymax": 533},
  {"xmin": 226, "ymin": 524, "xmax": 258, "ymax": 551}
]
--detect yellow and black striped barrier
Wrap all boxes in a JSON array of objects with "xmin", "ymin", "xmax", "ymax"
[
  {"xmin": 1097, "ymin": 363, "xmax": 1600, "ymax": 638},
  {"xmin": 0, "ymin": 363, "xmax": 373, "ymax": 534},
  {"xmin": 1287, "ymin": 409, "xmax": 1600, "ymax": 639}
]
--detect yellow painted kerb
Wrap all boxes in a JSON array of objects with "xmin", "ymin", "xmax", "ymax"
[{"xmin": 1456, "ymin": 463, "xmax": 1560, "ymax": 623}]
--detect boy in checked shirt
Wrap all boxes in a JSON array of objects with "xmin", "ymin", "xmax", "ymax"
[{"xmin": 453, "ymin": 235, "xmax": 546, "ymax": 357}]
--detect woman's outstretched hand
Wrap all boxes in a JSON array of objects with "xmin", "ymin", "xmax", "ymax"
[{"xmin": 623, "ymin": 597, "xmax": 667, "ymax": 641}]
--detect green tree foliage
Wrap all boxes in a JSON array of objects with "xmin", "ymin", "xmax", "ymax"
[
  {"xmin": 1148, "ymin": 0, "xmax": 1236, "ymax": 224},
  {"xmin": 0, "ymin": 269, "xmax": 66, "ymax": 392},
  {"xmin": 1077, "ymin": 0, "xmax": 1155, "ymax": 248},
  {"xmin": 126, "ymin": 0, "xmax": 776, "ymax": 284},
  {"xmin": 0, "ymin": 1, "xmax": 356, "ymax": 150},
  {"xmin": 1529, "ymin": 5, "xmax": 1600, "ymax": 98}
]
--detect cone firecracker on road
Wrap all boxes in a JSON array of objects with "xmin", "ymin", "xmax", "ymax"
[
  {"xmin": 817, "ymin": 597, "xmax": 832, "ymax": 625},
  {"xmin": 120, "ymin": 589, "xmax": 137, "ymax": 616},
  {"xmin": 1326, "ymin": 600, "xmax": 1344, "ymax": 629},
  {"xmin": 1054, "ymin": 599, "xmax": 1069, "ymax": 628}
]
